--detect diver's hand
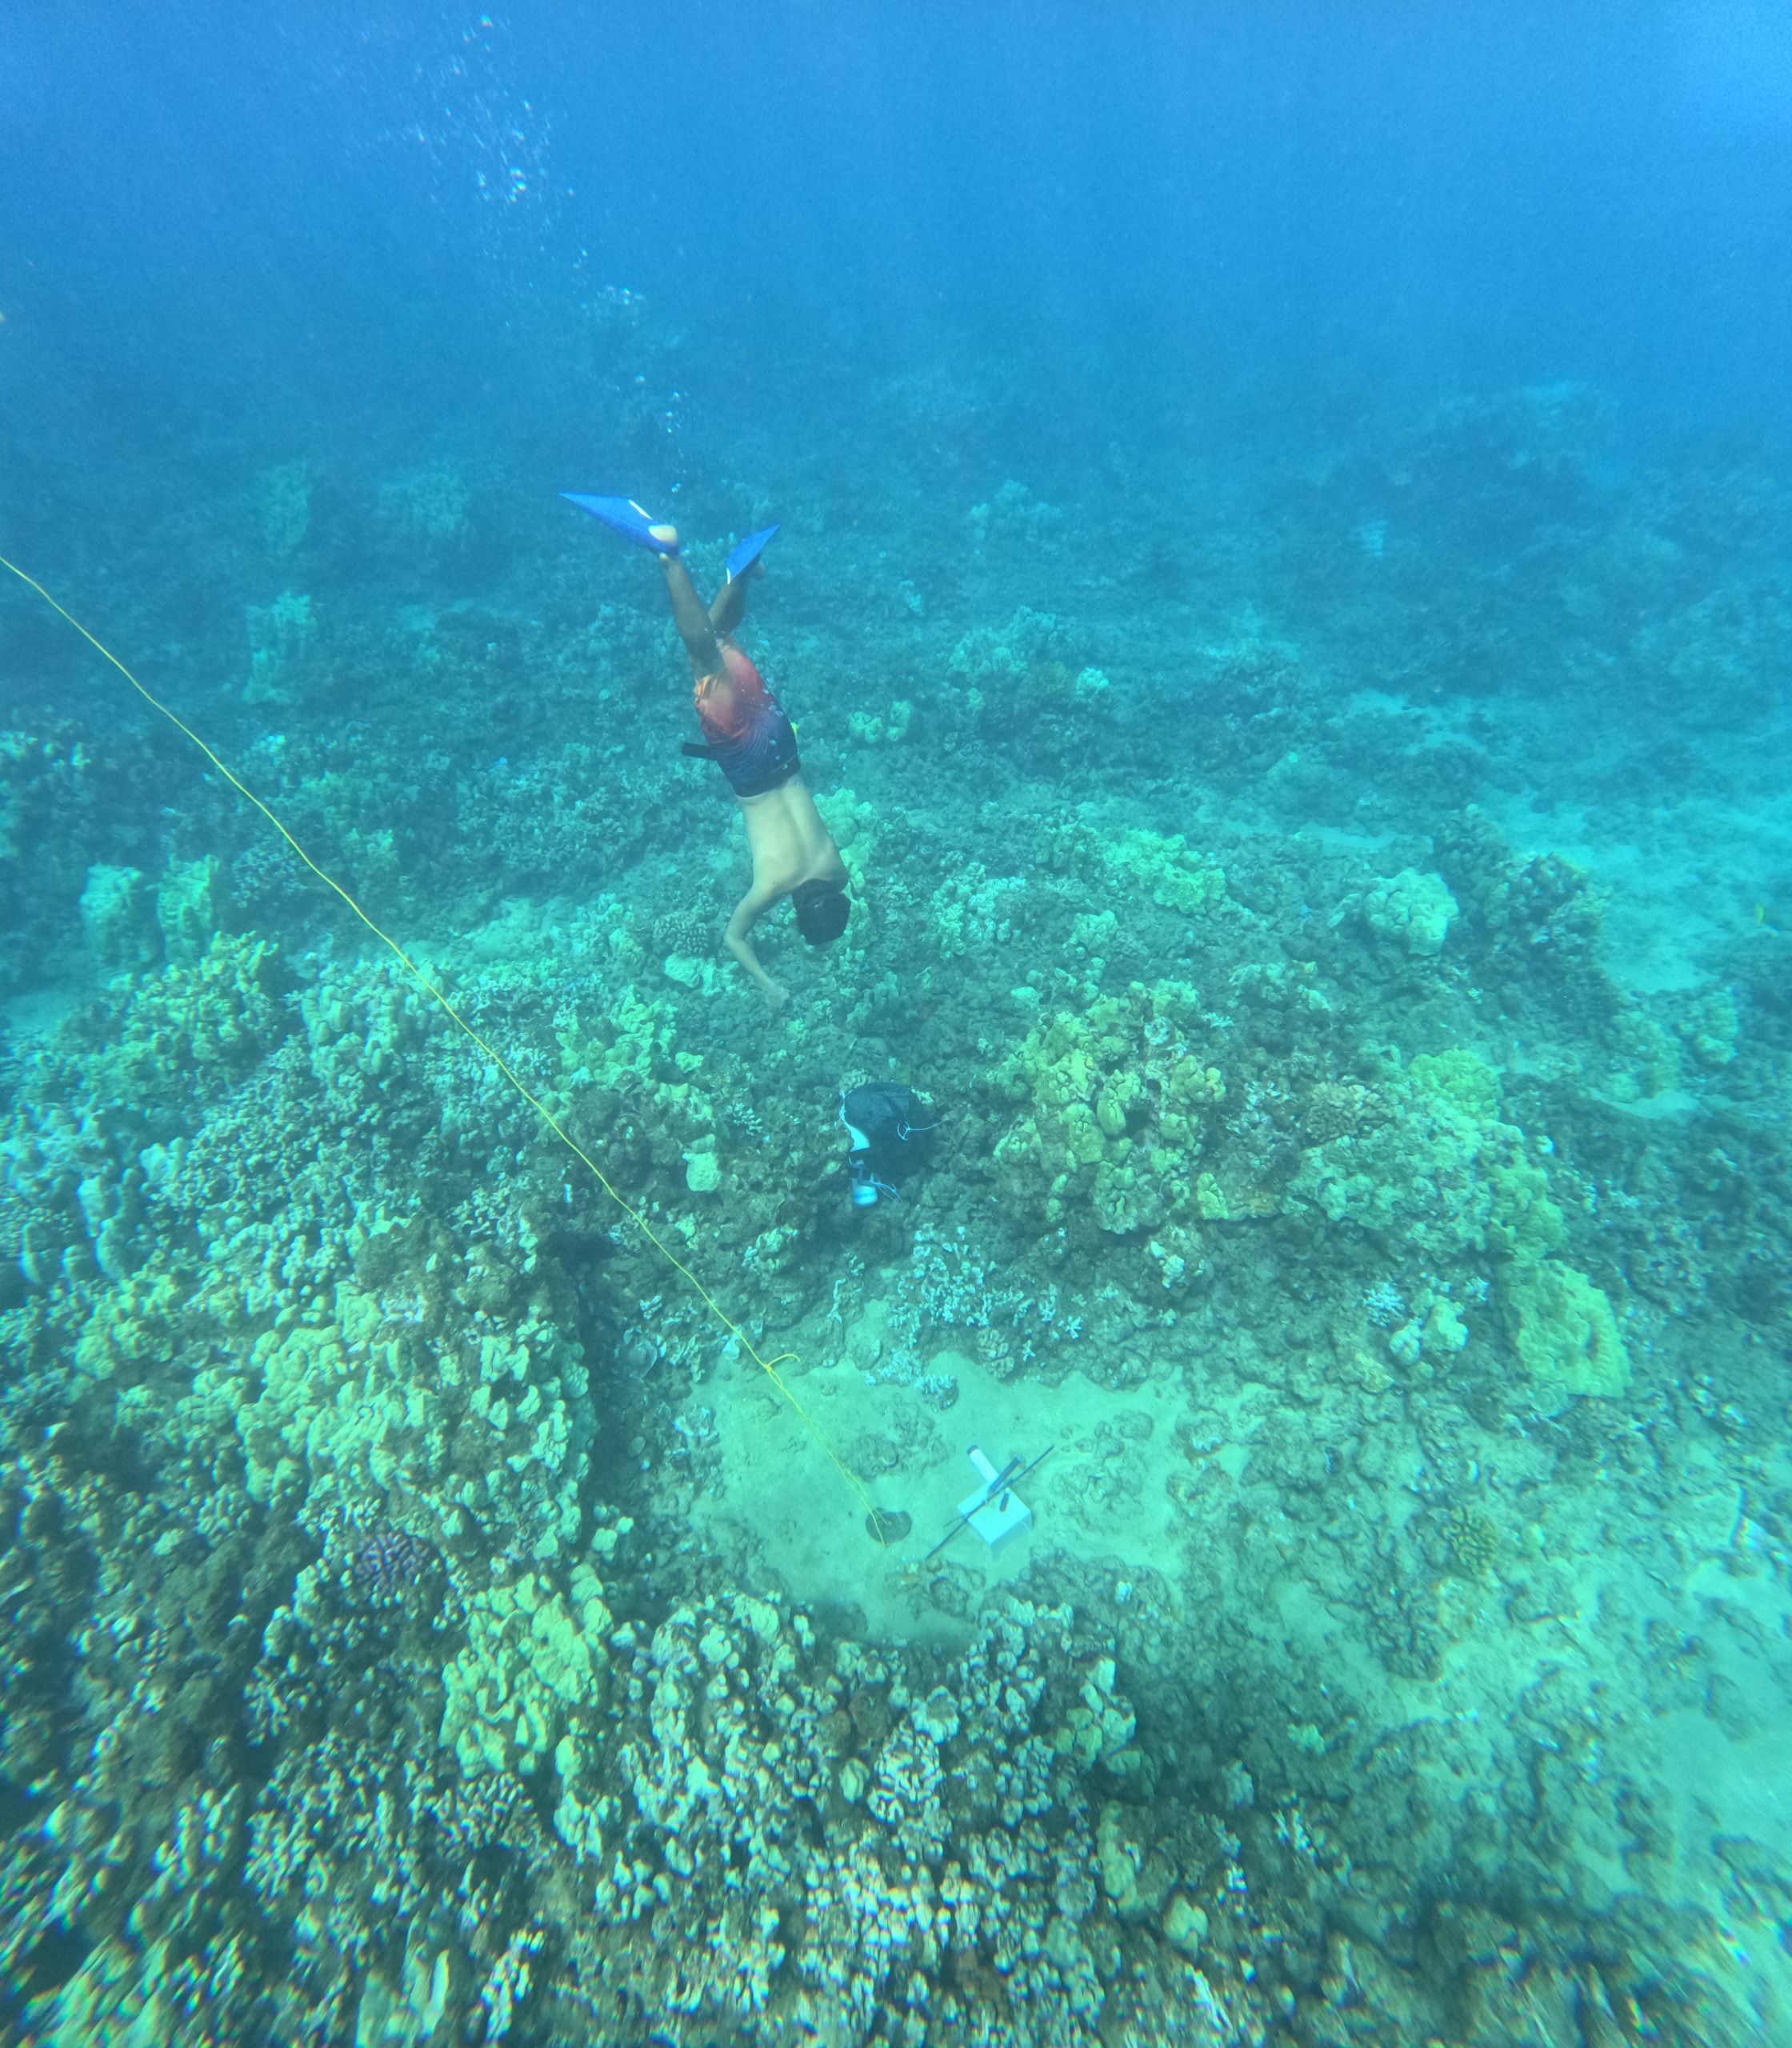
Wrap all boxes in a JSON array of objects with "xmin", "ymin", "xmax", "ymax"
[{"xmin": 760, "ymin": 978, "xmax": 788, "ymax": 1014}]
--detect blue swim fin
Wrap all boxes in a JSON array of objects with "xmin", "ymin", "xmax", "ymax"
[
  {"xmin": 560, "ymin": 492, "xmax": 680, "ymax": 554},
  {"xmin": 725, "ymin": 523, "xmax": 780, "ymax": 582}
]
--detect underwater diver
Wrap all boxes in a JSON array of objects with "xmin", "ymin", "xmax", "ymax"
[
  {"xmin": 841, "ymin": 1082, "xmax": 935, "ymax": 1209},
  {"xmin": 562, "ymin": 494, "xmax": 851, "ymax": 1011}
]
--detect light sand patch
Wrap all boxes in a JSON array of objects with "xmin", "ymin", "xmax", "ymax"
[
  {"xmin": 2, "ymin": 983, "xmax": 75, "ymax": 1041},
  {"xmin": 690, "ymin": 1312, "xmax": 1197, "ymax": 1648},
  {"xmin": 1494, "ymin": 789, "xmax": 1792, "ymax": 993}
]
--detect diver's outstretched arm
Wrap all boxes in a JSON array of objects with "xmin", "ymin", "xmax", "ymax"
[{"xmin": 724, "ymin": 882, "xmax": 786, "ymax": 1011}]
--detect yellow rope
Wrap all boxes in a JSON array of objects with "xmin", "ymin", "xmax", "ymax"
[{"xmin": 1, "ymin": 552, "xmax": 883, "ymax": 1534}]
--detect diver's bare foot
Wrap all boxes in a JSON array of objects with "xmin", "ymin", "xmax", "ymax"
[{"xmin": 649, "ymin": 522, "xmax": 679, "ymax": 554}]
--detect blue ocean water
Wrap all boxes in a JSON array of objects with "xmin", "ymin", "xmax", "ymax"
[{"xmin": 3, "ymin": 5, "xmax": 1791, "ymax": 2042}]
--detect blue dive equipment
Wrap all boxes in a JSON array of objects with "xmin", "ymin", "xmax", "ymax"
[
  {"xmin": 841, "ymin": 1084, "xmax": 935, "ymax": 1210},
  {"xmin": 726, "ymin": 523, "xmax": 781, "ymax": 582},
  {"xmin": 560, "ymin": 492, "xmax": 681, "ymax": 553}
]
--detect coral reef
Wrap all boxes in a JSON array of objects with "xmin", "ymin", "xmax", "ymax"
[
  {"xmin": 1501, "ymin": 1255, "xmax": 1631, "ymax": 1405},
  {"xmin": 988, "ymin": 978, "xmax": 1225, "ymax": 1247},
  {"xmin": 1360, "ymin": 865, "xmax": 1458, "ymax": 956},
  {"xmin": 4, "ymin": 346, "xmax": 1790, "ymax": 2048}
]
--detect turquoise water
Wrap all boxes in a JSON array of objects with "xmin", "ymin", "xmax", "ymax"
[{"xmin": 3, "ymin": 7, "xmax": 1791, "ymax": 2044}]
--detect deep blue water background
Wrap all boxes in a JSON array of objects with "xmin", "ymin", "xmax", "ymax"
[
  {"xmin": 7, "ymin": 0, "xmax": 1792, "ymax": 520},
  {"xmin": 7, "ymin": 0, "xmax": 1792, "ymax": 985}
]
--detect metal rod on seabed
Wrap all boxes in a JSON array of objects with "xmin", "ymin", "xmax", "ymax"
[{"xmin": 921, "ymin": 1446, "xmax": 1054, "ymax": 1564}]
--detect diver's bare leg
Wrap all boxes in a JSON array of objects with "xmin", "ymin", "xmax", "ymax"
[
  {"xmin": 709, "ymin": 570, "xmax": 750, "ymax": 640},
  {"xmin": 660, "ymin": 554, "xmax": 723, "ymax": 678}
]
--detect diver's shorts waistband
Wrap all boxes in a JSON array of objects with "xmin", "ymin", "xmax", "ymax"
[
  {"xmin": 681, "ymin": 711, "xmax": 802, "ymax": 798},
  {"xmin": 728, "ymin": 752, "xmax": 802, "ymax": 799}
]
